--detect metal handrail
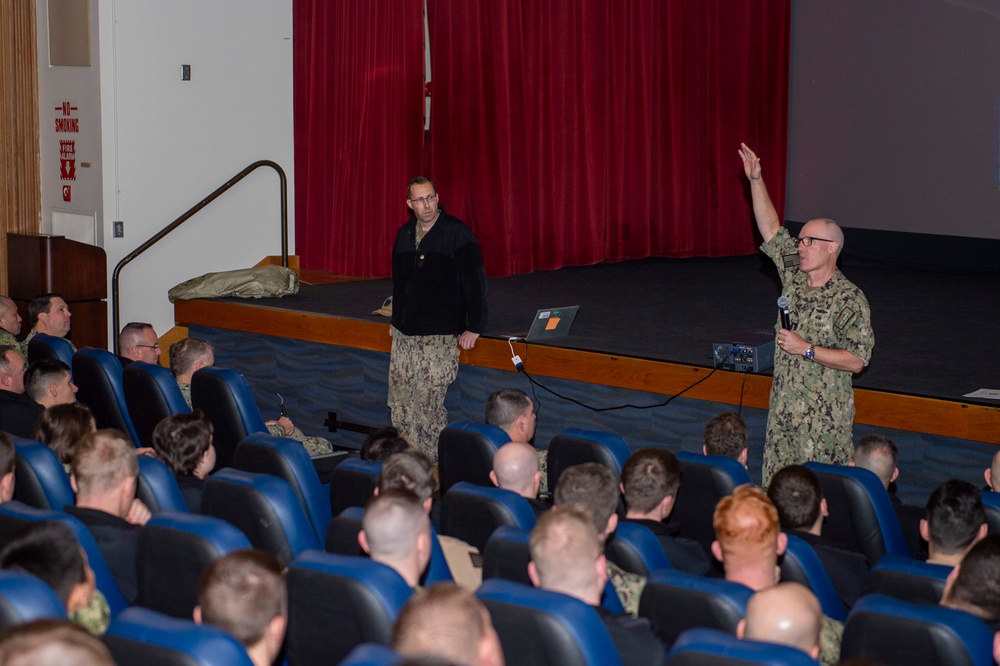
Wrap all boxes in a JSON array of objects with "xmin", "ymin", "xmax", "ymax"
[{"xmin": 110, "ymin": 159, "xmax": 288, "ymax": 337}]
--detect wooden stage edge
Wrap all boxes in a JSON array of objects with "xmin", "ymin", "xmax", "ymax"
[{"xmin": 175, "ymin": 299, "xmax": 1000, "ymax": 447}]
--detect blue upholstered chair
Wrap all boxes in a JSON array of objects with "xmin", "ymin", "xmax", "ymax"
[
  {"xmin": 136, "ymin": 454, "xmax": 189, "ymax": 513},
  {"xmin": 190, "ymin": 366, "xmax": 269, "ymax": 470},
  {"xmin": 780, "ymin": 532, "xmax": 848, "ymax": 621},
  {"xmin": 668, "ymin": 627, "xmax": 819, "ymax": 666},
  {"xmin": 10, "ymin": 436, "xmax": 74, "ymax": 510},
  {"xmin": 861, "ymin": 553, "xmax": 951, "ymax": 606},
  {"xmin": 638, "ymin": 569, "xmax": 753, "ymax": 650},
  {"xmin": 26, "ymin": 333, "xmax": 74, "ymax": 368},
  {"xmin": 476, "ymin": 578, "xmax": 624, "ymax": 666},
  {"xmin": 0, "ymin": 570, "xmax": 67, "ymax": 629},
  {"xmin": 72, "ymin": 347, "xmax": 140, "ymax": 443},
  {"xmin": 339, "ymin": 644, "xmax": 402, "ymax": 666},
  {"xmin": 286, "ymin": 550, "xmax": 413, "ymax": 666},
  {"xmin": 438, "ymin": 481, "xmax": 538, "ymax": 552},
  {"xmin": 330, "ymin": 457, "xmax": 381, "ymax": 516},
  {"xmin": 438, "ymin": 421, "xmax": 510, "ymax": 493},
  {"xmin": 547, "ymin": 428, "xmax": 632, "ymax": 492},
  {"xmin": 605, "ymin": 521, "xmax": 673, "ymax": 578},
  {"xmin": 123, "ymin": 360, "xmax": 191, "ymax": 448},
  {"xmin": 201, "ymin": 468, "xmax": 320, "ymax": 565},
  {"xmin": 104, "ymin": 606, "xmax": 253, "ymax": 666},
  {"xmin": 841, "ymin": 593, "xmax": 995, "ymax": 666},
  {"xmin": 804, "ymin": 462, "xmax": 910, "ymax": 564},
  {"xmin": 137, "ymin": 511, "xmax": 252, "ymax": 618},
  {"xmin": 672, "ymin": 450, "xmax": 752, "ymax": 553}
]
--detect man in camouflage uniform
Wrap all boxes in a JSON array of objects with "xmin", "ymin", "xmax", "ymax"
[
  {"xmin": 0, "ymin": 297, "xmax": 26, "ymax": 359},
  {"xmin": 24, "ymin": 293, "xmax": 77, "ymax": 351},
  {"xmin": 739, "ymin": 144, "xmax": 874, "ymax": 487},
  {"xmin": 389, "ymin": 176, "xmax": 488, "ymax": 463}
]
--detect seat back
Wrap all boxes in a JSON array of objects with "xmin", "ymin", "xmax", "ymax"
[
  {"xmin": 780, "ymin": 533, "xmax": 847, "ymax": 621},
  {"xmin": 123, "ymin": 361, "xmax": 190, "ymax": 448},
  {"xmin": 10, "ymin": 437, "xmax": 74, "ymax": 510},
  {"xmin": 201, "ymin": 468, "xmax": 320, "ymax": 566},
  {"xmin": 234, "ymin": 434, "xmax": 343, "ymax": 542},
  {"xmin": 190, "ymin": 366, "xmax": 268, "ymax": 470},
  {"xmin": 136, "ymin": 455, "xmax": 189, "ymax": 513},
  {"xmin": 805, "ymin": 462, "xmax": 910, "ymax": 564},
  {"xmin": 286, "ymin": 550, "xmax": 413, "ymax": 666},
  {"xmin": 0, "ymin": 502, "xmax": 129, "ymax": 616},
  {"xmin": 638, "ymin": 569, "xmax": 753, "ymax": 649},
  {"xmin": 605, "ymin": 521, "xmax": 673, "ymax": 578},
  {"xmin": 668, "ymin": 627, "xmax": 819, "ymax": 666},
  {"xmin": 547, "ymin": 428, "xmax": 632, "ymax": 492},
  {"xmin": 27, "ymin": 333, "xmax": 74, "ymax": 367},
  {"xmin": 104, "ymin": 606, "xmax": 253, "ymax": 666},
  {"xmin": 438, "ymin": 422, "xmax": 509, "ymax": 493},
  {"xmin": 137, "ymin": 511, "xmax": 252, "ymax": 618},
  {"xmin": 339, "ymin": 644, "xmax": 402, "ymax": 666},
  {"xmin": 482, "ymin": 525, "xmax": 533, "ymax": 585},
  {"xmin": 841, "ymin": 593, "xmax": 994, "ymax": 666},
  {"xmin": 476, "ymin": 578, "xmax": 624, "ymax": 666},
  {"xmin": 980, "ymin": 491, "xmax": 1000, "ymax": 535},
  {"xmin": 439, "ymin": 481, "xmax": 538, "ymax": 552},
  {"xmin": 330, "ymin": 458, "xmax": 381, "ymax": 516},
  {"xmin": 0, "ymin": 570, "xmax": 67, "ymax": 630},
  {"xmin": 72, "ymin": 347, "xmax": 140, "ymax": 443},
  {"xmin": 671, "ymin": 451, "xmax": 752, "ymax": 553},
  {"xmin": 861, "ymin": 553, "xmax": 951, "ymax": 606}
]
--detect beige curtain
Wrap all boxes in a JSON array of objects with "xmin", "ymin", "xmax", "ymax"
[{"xmin": 0, "ymin": 0, "xmax": 41, "ymax": 293}]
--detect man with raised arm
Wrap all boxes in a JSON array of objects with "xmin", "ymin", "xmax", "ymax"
[{"xmin": 738, "ymin": 144, "xmax": 874, "ymax": 487}]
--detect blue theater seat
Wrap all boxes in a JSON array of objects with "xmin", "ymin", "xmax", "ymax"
[
  {"xmin": 841, "ymin": 593, "xmax": 994, "ymax": 666},
  {"xmin": 123, "ymin": 360, "xmax": 191, "ymax": 448},
  {"xmin": 190, "ymin": 366, "xmax": 269, "ymax": 470},
  {"xmin": 439, "ymin": 481, "xmax": 538, "ymax": 552},
  {"xmin": 780, "ymin": 533, "xmax": 847, "ymax": 621},
  {"xmin": 668, "ymin": 627, "xmax": 819, "ymax": 666},
  {"xmin": 339, "ymin": 643, "xmax": 402, "ymax": 666},
  {"xmin": 0, "ymin": 570, "xmax": 67, "ymax": 630},
  {"xmin": 861, "ymin": 553, "xmax": 951, "ymax": 606},
  {"xmin": 672, "ymin": 450, "xmax": 752, "ymax": 554},
  {"xmin": 10, "ymin": 436, "xmax": 74, "ymax": 511},
  {"xmin": 638, "ymin": 569, "xmax": 753, "ymax": 649},
  {"xmin": 547, "ymin": 428, "xmax": 632, "ymax": 492},
  {"xmin": 136, "ymin": 455, "xmax": 189, "ymax": 513},
  {"xmin": 330, "ymin": 457, "xmax": 381, "ymax": 516},
  {"xmin": 286, "ymin": 550, "xmax": 413, "ymax": 666},
  {"xmin": 26, "ymin": 333, "xmax": 74, "ymax": 368},
  {"xmin": 104, "ymin": 606, "xmax": 253, "ymax": 666},
  {"xmin": 438, "ymin": 422, "xmax": 510, "ymax": 493},
  {"xmin": 72, "ymin": 347, "xmax": 140, "ymax": 443},
  {"xmin": 605, "ymin": 521, "xmax": 673, "ymax": 578},
  {"xmin": 476, "ymin": 578, "xmax": 624, "ymax": 666}
]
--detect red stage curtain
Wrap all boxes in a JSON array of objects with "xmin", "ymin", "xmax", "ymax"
[
  {"xmin": 293, "ymin": 0, "xmax": 425, "ymax": 276},
  {"xmin": 294, "ymin": 0, "xmax": 789, "ymax": 277}
]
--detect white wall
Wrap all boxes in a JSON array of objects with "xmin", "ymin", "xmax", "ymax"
[{"xmin": 37, "ymin": 0, "xmax": 295, "ymax": 344}]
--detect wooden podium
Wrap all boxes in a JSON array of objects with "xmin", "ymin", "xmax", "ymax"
[{"xmin": 6, "ymin": 233, "xmax": 108, "ymax": 349}]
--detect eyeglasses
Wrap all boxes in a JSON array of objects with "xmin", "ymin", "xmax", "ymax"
[
  {"xmin": 794, "ymin": 236, "xmax": 836, "ymax": 247},
  {"xmin": 136, "ymin": 344, "xmax": 160, "ymax": 350},
  {"xmin": 409, "ymin": 193, "xmax": 438, "ymax": 206}
]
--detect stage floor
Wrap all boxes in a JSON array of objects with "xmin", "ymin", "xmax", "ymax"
[{"xmin": 211, "ymin": 255, "xmax": 998, "ymax": 406}]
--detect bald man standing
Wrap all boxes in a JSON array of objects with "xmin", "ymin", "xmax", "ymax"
[
  {"xmin": 738, "ymin": 582, "xmax": 822, "ymax": 660},
  {"xmin": 490, "ymin": 442, "xmax": 549, "ymax": 516}
]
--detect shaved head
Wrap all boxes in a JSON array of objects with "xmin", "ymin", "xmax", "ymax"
[
  {"xmin": 492, "ymin": 442, "xmax": 540, "ymax": 498},
  {"xmin": 742, "ymin": 583, "xmax": 821, "ymax": 656}
]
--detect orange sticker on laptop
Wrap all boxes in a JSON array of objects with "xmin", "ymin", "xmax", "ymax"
[{"xmin": 545, "ymin": 317, "xmax": 561, "ymax": 331}]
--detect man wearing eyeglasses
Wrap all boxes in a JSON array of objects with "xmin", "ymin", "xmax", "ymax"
[
  {"xmin": 388, "ymin": 176, "xmax": 488, "ymax": 465},
  {"xmin": 739, "ymin": 144, "xmax": 874, "ymax": 488},
  {"xmin": 117, "ymin": 322, "xmax": 161, "ymax": 367}
]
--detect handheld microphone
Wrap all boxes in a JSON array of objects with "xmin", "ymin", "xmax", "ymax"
[{"xmin": 777, "ymin": 296, "xmax": 792, "ymax": 330}]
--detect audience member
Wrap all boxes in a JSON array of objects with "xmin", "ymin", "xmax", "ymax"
[
  {"xmin": 194, "ymin": 549, "xmax": 287, "ymax": 666},
  {"xmin": 712, "ymin": 486, "xmax": 841, "ymax": 665},
  {"xmin": 767, "ymin": 464, "xmax": 868, "ymax": 608},
  {"xmin": 703, "ymin": 412, "xmax": 749, "ymax": 467},
  {"xmin": 25, "ymin": 358, "xmax": 77, "ymax": 409},
  {"xmin": 378, "ymin": 449, "xmax": 480, "ymax": 590},
  {"xmin": 852, "ymin": 433, "xmax": 925, "ymax": 559},
  {"xmin": 0, "ymin": 521, "xmax": 109, "ymax": 635},
  {"xmin": 65, "ymin": 429, "xmax": 151, "ymax": 603},
  {"xmin": 170, "ymin": 337, "xmax": 333, "ymax": 456},
  {"xmin": 391, "ymin": 583, "xmax": 505, "ymax": 666},
  {"xmin": 619, "ymin": 448, "xmax": 709, "ymax": 575},
  {"xmin": 24, "ymin": 294, "xmax": 74, "ymax": 347},
  {"xmin": 359, "ymin": 490, "xmax": 432, "ymax": 588},
  {"xmin": 921, "ymin": 479, "xmax": 987, "ymax": 567},
  {"xmin": 34, "ymin": 403, "xmax": 96, "ymax": 469},
  {"xmin": 0, "ymin": 431, "xmax": 14, "ymax": 502},
  {"xmin": 0, "ymin": 295, "xmax": 26, "ymax": 359},
  {"xmin": 490, "ymin": 441, "xmax": 549, "ymax": 516},
  {"xmin": 485, "ymin": 388, "xmax": 547, "ymax": 494},
  {"xmin": 554, "ymin": 462, "xmax": 645, "ymax": 617},
  {"xmin": 0, "ymin": 345, "xmax": 41, "ymax": 438},
  {"xmin": 984, "ymin": 450, "xmax": 1000, "ymax": 493},
  {"xmin": 360, "ymin": 426, "xmax": 410, "ymax": 463},
  {"xmin": 117, "ymin": 322, "xmax": 160, "ymax": 366},
  {"xmin": 940, "ymin": 534, "xmax": 1000, "ymax": 630},
  {"xmin": 151, "ymin": 410, "xmax": 216, "ymax": 511},
  {"xmin": 737, "ymin": 582, "xmax": 822, "ymax": 659},
  {"xmin": 528, "ymin": 505, "xmax": 666, "ymax": 666},
  {"xmin": 0, "ymin": 619, "xmax": 115, "ymax": 666}
]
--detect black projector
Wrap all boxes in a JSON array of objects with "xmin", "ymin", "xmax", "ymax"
[{"xmin": 712, "ymin": 329, "xmax": 776, "ymax": 372}]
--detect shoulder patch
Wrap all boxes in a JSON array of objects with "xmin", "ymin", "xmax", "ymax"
[
  {"xmin": 834, "ymin": 306, "xmax": 858, "ymax": 333},
  {"xmin": 782, "ymin": 253, "xmax": 800, "ymax": 270}
]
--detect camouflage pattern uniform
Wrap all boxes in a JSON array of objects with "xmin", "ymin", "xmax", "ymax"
[
  {"xmin": 607, "ymin": 560, "xmax": 646, "ymax": 618},
  {"xmin": 23, "ymin": 329, "xmax": 77, "ymax": 352},
  {"xmin": 177, "ymin": 381, "xmax": 333, "ymax": 456},
  {"xmin": 73, "ymin": 588, "xmax": 111, "ymax": 635},
  {"xmin": 0, "ymin": 329, "xmax": 26, "ymax": 359},
  {"xmin": 760, "ymin": 228, "xmax": 874, "ymax": 487},
  {"xmin": 819, "ymin": 614, "xmax": 843, "ymax": 666}
]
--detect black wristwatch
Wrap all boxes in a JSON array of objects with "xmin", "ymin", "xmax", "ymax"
[{"xmin": 804, "ymin": 345, "xmax": 816, "ymax": 360}]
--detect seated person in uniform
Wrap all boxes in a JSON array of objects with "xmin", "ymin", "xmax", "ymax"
[
  {"xmin": 25, "ymin": 359, "xmax": 78, "ymax": 410},
  {"xmin": 358, "ymin": 490, "xmax": 432, "ymax": 589},
  {"xmin": 0, "ymin": 431, "xmax": 15, "ymax": 503},
  {"xmin": 485, "ymin": 388, "xmax": 547, "ymax": 494},
  {"xmin": 703, "ymin": 412, "xmax": 749, "ymax": 468},
  {"xmin": 34, "ymin": 403, "xmax": 96, "ymax": 471},
  {"xmin": 921, "ymin": 479, "xmax": 987, "ymax": 568},
  {"xmin": 24, "ymin": 293, "xmax": 74, "ymax": 348},
  {"xmin": 737, "ymin": 582, "xmax": 822, "ymax": 660},
  {"xmin": 984, "ymin": 450, "xmax": 1000, "ymax": 493},
  {"xmin": 392, "ymin": 582, "xmax": 505, "ymax": 666},
  {"xmin": 194, "ymin": 549, "xmax": 287, "ymax": 666},
  {"xmin": 529, "ymin": 505, "xmax": 666, "ymax": 666},
  {"xmin": 360, "ymin": 427, "xmax": 410, "ymax": 463},
  {"xmin": 116, "ymin": 322, "xmax": 161, "ymax": 367},
  {"xmin": 0, "ymin": 295, "xmax": 26, "ymax": 359},
  {"xmin": 620, "ymin": 448, "xmax": 710, "ymax": 575},
  {"xmin": 0, "ymin": 619, "xmax": 115, "ymax": 666},
  {"xmin": 852, "ymin": 433, "xmax": 924, "ymax": 558},
  {"xmin": 940, "ymin": 534, "xmax": 1000, "ymax": 631},
  {"xmin": 0, "ymin": 345, "xmax": 41, "ymax": 438},
  {"xmin": 151, "ymin": 410, "xmax": 216, "ymax": 512},
  {"xmin": 490, "ymin": 441, "xmax": 549, "ymax": 516}
]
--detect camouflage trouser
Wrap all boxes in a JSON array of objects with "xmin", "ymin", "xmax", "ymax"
[
  {"xmin": 607, "ymin": 560, "xmax": 645, "ymax": 618},
  {"xmin": 73, "ymin": 588, "xmax": 111, "ymax": 635},
  {"xmin": 266, "ymin": 424, "xmax": 333, "ymax": 457},
  {"xmin": 387, "ymin": 329, "xmax": 460, "ymax": 464}
]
